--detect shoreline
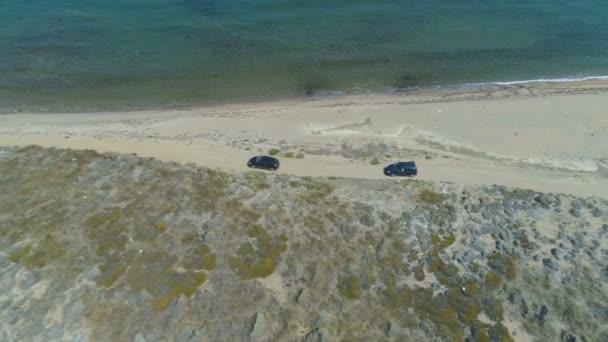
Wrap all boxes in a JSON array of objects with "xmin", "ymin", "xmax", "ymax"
[
  {"xmin": 2, "ymin": 77, "xmax": 608, "ymax": 115},
  {"xmin": 458, "ymin": 74, "xmax": 608, "ymax": 88},
  {"xmin": 1, "ymin": 82, "xmax": 607, "ymax": 199}
]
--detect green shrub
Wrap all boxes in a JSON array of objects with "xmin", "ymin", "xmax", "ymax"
[
  {"xmin": 338, "ymin": 274, "xmax": 362, "ymax": 300},
  {"xmin": 182, "ymin": 244, "xmax": 217, "ymax": 271},
  {"xmin": 152, "ymin": 271, "xmax": 208, "ymax": 311},
  {"xmin": 370, "ymin": 157, "xmax": 380, "ymax": 165},
  {"xmin": 268, "ymin": 148, "xmax": 281, "ymax": 156},
  {"xmin": 229, "ymin": 226, "xmax": 288, "ymax": 280},
  {"xmin": 431, "ymin": 233, "xmax": 456, "ymax": 250},
  {"xmin": 488, "ymin": 323, "xmax": 514, "ymax": 342},
  {"xmin": 299, "ymin": 180, "xmax": 335, "ymax": 204},
  {"xmin": 295, "ymin": 153, "xmax": 305, "ymax": 159},
  {"xmin": 9, "ymin": 236, "xmax": 67, "ymax": 269},
  {"xmin": 488, "ymin": 252, "xmax": 517, "ymax": 280},
  {"xmin": 419, "ymin": 189, "xmax": 445, "ymax": 205},
  {"xmin": 482, "ymin": 297, "xmax": 505, "ymax": 321},
  {"xmin": 8, "ymin": 245, "xmax": 32, "ymax": 263},
  {"xmin": 155, "ymin": 222, "xmax": 168, "ymax": 233},
  {"xmin": 254, "ymin": 181, "xmax": 270, "ymax": 190},
  {"xmin": 284, "ymin": 152, "xmax": 295, "ymax": 158},
  {"xmin": 484, "ymin": 272, "xmax": 502, "ymax": 290}
]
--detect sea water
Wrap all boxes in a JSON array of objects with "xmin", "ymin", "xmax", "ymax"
[{"xmin": 1, "ymin": 0, "xmax": 607, "ymax": 111}]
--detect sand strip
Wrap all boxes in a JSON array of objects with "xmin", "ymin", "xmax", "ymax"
[{"xmin": 1, "ymin": 84, "xmax": 606, "ymax": 198}]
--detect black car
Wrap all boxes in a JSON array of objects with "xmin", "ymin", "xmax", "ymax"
[
  {"xmin": 383, "ymin": 161, "xmax": 417, "ymax": 177},
  {"xmin": 247, "ymin": 156, "xmax": 280, "ymax": 171}
]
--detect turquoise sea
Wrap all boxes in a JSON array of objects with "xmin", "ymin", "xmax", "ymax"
[{"xmin": 1, "ymin": 0, "xmax": 607, "ymax": 112}]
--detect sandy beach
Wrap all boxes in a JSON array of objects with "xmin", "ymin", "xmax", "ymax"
[{"xmin": 1, "ymin": 82, "xmax": 607, "ymax": 198}]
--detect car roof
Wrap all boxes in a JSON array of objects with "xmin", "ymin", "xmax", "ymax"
[
  {"xmin": 396, "ymin": 161, "xmax": 416, "ymax": 168},
  {"xmin": 257, "ymin": 156, "xmax": 277, "ymax": 162}
]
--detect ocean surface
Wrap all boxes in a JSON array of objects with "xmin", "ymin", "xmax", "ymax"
[{"xmin": 1, "ymin": 0, "xmax": 607, "ymax": 112}]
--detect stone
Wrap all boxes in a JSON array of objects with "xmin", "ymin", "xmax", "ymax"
[
  {"xmin": 295, "ymin": 288, "xmax": 311, "ymax": 305},
  {"xmin": 0, "ymin": 300, "xmax": 12, "ymax": 311},
  {"xmin": 504, "ymin": 207, "xmax": 516, "ymax": 216},
  {"xmin": 0, "ymin": 149, "xmax": 12, "ymax": 159},
  {"xmin": 19, "ymin": 271, "xmax": 40, "ymax": 290},
  {"xmin": 560, "ymin": 331, "xmax": 579, "ymax": 342},
  {"xmin": 304, "ymin": 329, "xmax": 322, "ymax": 342},
  {"xmin": 385, "ymin": 320, "xmax": 401, "ymax": 337},
  {"xmin": 535, "ymin": 305, "xmax": 549, "ymax": 325},
  {"xmin": 6, "ymin": 308, "xmax": 22, "ymax": 325},
  {"xmin": 133, "ymin": 333, "xmax": 146, "ymax": 342},
  {"xmin": 46, "ymin": 324, "xmax": 64, "ymax": 340},
  {"xmin": 315, "ymin": 311, "xmax": 332, "ymax": 328},
  {"xmin": 249, "ymin": 313, "xmax": 268, "ymax": 341},
  {"xmin": 83, "ymin": 267, "xmax": 101, "ymax": 281},
  {"xmin": 0, "ymin": 239, "xmax": 12, "ymax": 253},
  {"xmin": 413, "ymin": 265, "xmax": 425, "ymax": 281},
  {"xmin": 0, "ymin": 268, "xmax": 17, "ymax": 290},
  {"xmin": 64, "ymin": 301, "xmax": 85, "ymax": 322},
  {"xmin": 177, "ymin": 328, "xmax": 205, "ymax": 342},
  {"xmin": 72, "ymin": 333, "xmax": 89, "ymax": 342}
]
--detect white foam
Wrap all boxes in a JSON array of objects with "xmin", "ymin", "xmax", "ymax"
[{"xmin": 463, "ymin": 75, "xmax": 608, "ymax": 87}]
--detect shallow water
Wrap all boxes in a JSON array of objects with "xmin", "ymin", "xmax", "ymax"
[{"xmin": 1, "ymin": 0, "xmax": 607, "ymax": 111}]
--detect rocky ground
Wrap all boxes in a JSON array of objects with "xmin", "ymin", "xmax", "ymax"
[{"xmin": 0, "ymin": 146, "xmax": 606, "ymax": 342}]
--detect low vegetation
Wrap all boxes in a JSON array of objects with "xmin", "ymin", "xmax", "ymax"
[
  {"xmin": 229, "ymin": 226, "xmax": 288, "ymax": 280},
  {"xmin": 0, "ymin": 146, "xmax": 605, "ymax": 342},
  {"xmin": 337, "ymin": 274, "xmax": 362, "ymax": 300},
  {"xmin": 418, "ymin": 189, "xmax": 445, "ymax": 205}
]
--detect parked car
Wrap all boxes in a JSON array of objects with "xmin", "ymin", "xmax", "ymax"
[
  {"xmin": 383, "ymin": 161, "xmax": 417, "ymax": 177},
  {"xmin": 247, "ymin": 156, "xmax": 280, "ymax": 171}
]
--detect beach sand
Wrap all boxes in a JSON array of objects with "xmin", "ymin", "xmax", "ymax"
[{"xmin": 1, "ymin": 82, "xmax": 607, "ymax": 198}]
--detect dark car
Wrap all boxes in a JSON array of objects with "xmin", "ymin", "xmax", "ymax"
[
  {"xmin": 247, "ymin": 156, "xmax": 280, "ymax": 171},
  {"xmin": 383, "ymin": 161, "xmax": 417, "ymax": 177}
]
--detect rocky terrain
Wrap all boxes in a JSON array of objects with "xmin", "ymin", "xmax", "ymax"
[{"xmin": 0, "ymin": 146, "xmax": 606, "ymax": 342}]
